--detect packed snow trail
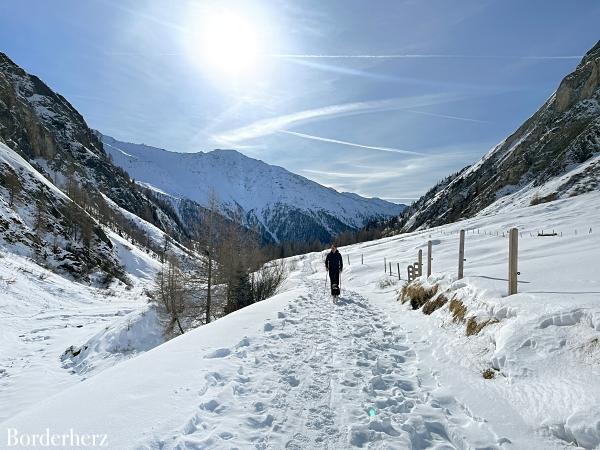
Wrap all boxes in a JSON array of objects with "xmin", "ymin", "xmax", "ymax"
[
  {"xmin": 155, "ymin": 257, "xmax": 504, "ymax": 449},
  {"xmin": 3, "ymin": 193, "xmax": 600, "ymax": 449}
]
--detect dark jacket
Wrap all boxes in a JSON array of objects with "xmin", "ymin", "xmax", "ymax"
[{"xmin": 325, "ymin": 250, "xmax": 343, "ymax": 273}]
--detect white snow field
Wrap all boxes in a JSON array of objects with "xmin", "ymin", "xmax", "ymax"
[
  {"xmin": 0, "ymin": 231, "xmax": 162, "ymax": 424},
  {"xmin": 2, "ymin": 192, "xmax": 600, "ymax": 449}
]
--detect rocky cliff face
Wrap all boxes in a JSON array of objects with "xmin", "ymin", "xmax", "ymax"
[
  {"xmin": 401, "ymin": 40, "xmax": 600, "ymax": 231},
  {"xmin": 0, "ymin": 52, "xmax": 186, "ymax": 239},
  {"xmin": 0, "ymin": 52, "xmax": 194, "ymax": 279}
]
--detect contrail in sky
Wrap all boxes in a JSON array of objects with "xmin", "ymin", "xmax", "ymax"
[
  {"xmin": 280, "ymin": 130, "xmax": 422, "ymax": 156},
  {"xmin": 402, "ymin": 109, "xmax": 489, "ymax": 123},
  {"xmin": 270, "ymin": 54, "xmax": 583, "ymax": 60},
  {"xmin": 214, "ymin": 94, "xmax": 460, "ymax": 144},
  {"xmin": 104, "ymin": 52, "xmax": 582, "ymax": 60}
]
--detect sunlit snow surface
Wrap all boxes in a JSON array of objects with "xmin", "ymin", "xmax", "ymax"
[{"xmin": 1, "ymin": 192, "xmax": 600, "ymax": 449}]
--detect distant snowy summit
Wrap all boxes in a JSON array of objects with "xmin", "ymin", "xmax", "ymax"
[{"xmin": 98, "ymin": 133, "xmax": 405, "ymax": 243}]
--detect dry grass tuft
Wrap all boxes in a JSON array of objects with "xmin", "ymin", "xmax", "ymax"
[
  {"xmin": 399, "ymin": 281, "xmax": 438, "ymax": 309},
  {"xmin": 482, "ymin": 368, "xmax": 496, "ymax": 380},
  {"xmin": 448, "ymin": 298, "xmax": 467, "ymax": 323},
  {"xmin": 422, "ymin": 293, "xmax": 449, "ymax": 315},
  {"xmin": 466, "ymin": 317, "xmax": 498, "ymax": 336}
]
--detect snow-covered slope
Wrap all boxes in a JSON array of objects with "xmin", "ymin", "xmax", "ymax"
[
  {"xmin": 99, "ymin": 133, "xmax": 405, "ymax": 243},
  {"xmin": 0, "ymin": 51, "xmax": 191, "ymax": 254},
  {"xmin": 401, "ymin": 40, "xmax": 600, "ymax": 231},
  {"xmin": 3, "ymin": 191, "xmax": 599, "ymax": 449},
  {"xmin": 0, "ymin": 233, "xmax": 162, "ymax": 424},
  {"xmin": 0, "ymin": 140, "xmax": 125, "ymax": 280}
]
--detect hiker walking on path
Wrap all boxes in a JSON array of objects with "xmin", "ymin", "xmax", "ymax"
[{"xmin": 325, "ymin": 244, "xmax": 343, "ymax": 297}]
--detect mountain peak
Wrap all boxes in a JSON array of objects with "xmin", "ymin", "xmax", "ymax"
[
  {"xmin": 579, "ymin": 39, "xmax": 600, "ymax": 68},
  {"xmin": 98, "ymin": 133, "xmax": 405, "ymax": 243}
]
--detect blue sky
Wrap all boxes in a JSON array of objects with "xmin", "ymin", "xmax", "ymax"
[{"xmin": 1, "ymin": 0, "xmax": 599, "ymax": 203}]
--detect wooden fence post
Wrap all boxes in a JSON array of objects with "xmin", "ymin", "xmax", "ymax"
[
  {"xmin": 417, "ymin": 249, "xmax": 423, "ymax": 276},
  {"xmin": 384, "ymin": 257, "xmax": 387, "ymax": 273},
  {"xmin": 458, "ymin": 229, "xmax": 465, "ymax": 279},
  {"xmin": 397, "ymin": 262, "xmax": 400, "ymax": 280},
  {"xmin": 347, "ymin": 254, "xmax": 350, "ymax": 265},
  {"xmin": 508, "ymin": 228, "xmax": 518, "ymax": 295},
  {"xmin": 361, "ymin": 254, "xmax": 364, "ymax": 265},
  {"xmin": 427, "ymin": 240, "xmax": 432, "ymax": 277},
  {"xmin": 389, "ymin": 261, "xmax": 392, "ymax": 275}
]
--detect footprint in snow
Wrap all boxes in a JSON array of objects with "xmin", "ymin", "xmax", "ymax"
[
  {"xmin": 283, "ymin": 375, "xmax": 300, "ymax": 387},
  {"xmin": 199, "ymin": 399, "xmax": 221, "ymax": 413},
  {"xmin": 204, "ymin": 348, "xmax": 231, "ymax": 359},
  {"xmin": 254, "ymin": 402, "xmax": 267, "ymax": 412},
  {"xmin": 205, "ymin": 372, "xmax": 226, "ymax": 386},
  {"xmin": 219, "ymin": 432, "xmax": 233, "ymax": 440},
  {"xmin": 236, "ymin": 337, "xmax": 250, "ymax": 348},
  {"xmin": 246, "ymin": 414, "xmax": 274, "ymax": 428}
]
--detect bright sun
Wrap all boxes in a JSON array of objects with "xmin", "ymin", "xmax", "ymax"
[{"xmin": 198, "ymin": 11, "xmax": 261, "ymax": 76}]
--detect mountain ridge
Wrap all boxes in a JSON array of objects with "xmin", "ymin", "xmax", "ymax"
[
  {"xmin": 98, "ymin": 132, "xmax": 405, "ymax": 244},
  {"xmin": 0, "ymin": 51, "xmax": 199, "ymax": 280},
  {"xmin": 399, "ymin": 40, "xmax": 600, "ymax": 231}
]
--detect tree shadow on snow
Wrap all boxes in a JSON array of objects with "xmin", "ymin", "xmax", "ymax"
[{"xmin": 471, "ymin": 275, "xmax": 531, "ymax": 284}]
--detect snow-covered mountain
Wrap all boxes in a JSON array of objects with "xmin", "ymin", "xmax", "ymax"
[
  {"xmin": 0, "ymin": 51, "xmax": 198, "ymax": 280},
  {"xmin": 99, "ymin": 133, "xmax": 405, "ymax": 243},
  {"xmin": 400, "ymin": 40, "xmax": 600, "ymax": 231}
]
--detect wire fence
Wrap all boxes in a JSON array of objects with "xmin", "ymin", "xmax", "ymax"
[{"xmin": 350, "ymin": 225, "xmax": 595, "ymax": 296}]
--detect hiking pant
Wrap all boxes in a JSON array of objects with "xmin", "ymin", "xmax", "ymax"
[{"xmin": 329, "ymin": 269, "xmax": 340, "ymax": 286}]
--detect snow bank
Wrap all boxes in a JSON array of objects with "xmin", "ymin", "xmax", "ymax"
[
  {"xmin": 0, "ymin": 246, "xmax": 154, "ymax": 423},
  {"xmin": 62, "ymin": 306, "xmax": 164, "ymax": 376},
  {"xmin": 565, "ymin": 409, "xmax": 600, "ymax": 449}
]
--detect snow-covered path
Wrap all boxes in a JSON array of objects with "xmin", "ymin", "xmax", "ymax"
[
  {"xmin": 155, "ymin": 258, "xmax": 503, "ymax": 449},
  {"xmin": 3, "ymin": 193, "xmax": 600, "ymax": 449}
]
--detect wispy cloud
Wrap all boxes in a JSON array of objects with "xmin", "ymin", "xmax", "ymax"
[
  {"xmin": 281, "ymin": 130, "xmax": 422, "ymax": 156},
  {"xmin": 270, "ymin": 53, "xmax": 583, "ymax": 60},
  {"xmin": 214, "ymin": 99, "xmax": 400, "ymax": 144},
  {"xmin": 104, "ymin": 0, "xmax": 186, "ymax": 33},
  {"xmin": 402, "ymin": 109, "xmax": 489, "ymax": 123},
  {"xmin": 302, "ymin": 168, "xmax": 403, "ymax": 180},
  {"xmin": 213, "ymin": 94, "xmax": 459, "ymax": 144},
  {"xmin": 104, "ymin": 52, "xmax": 583, "ymax": 60}
]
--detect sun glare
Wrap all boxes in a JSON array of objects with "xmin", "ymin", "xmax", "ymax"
[{"xmin": 196, "ymin": 11, "xmax": 261, "ymax": 76}]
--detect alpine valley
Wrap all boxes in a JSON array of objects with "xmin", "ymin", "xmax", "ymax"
[
  {"xmin": 98, "ymin": 133, "xmax": 405, "ymax": 244},
  {"xmin": 1, "ymin": 10, "xmax": 600, "ymax": 447}
]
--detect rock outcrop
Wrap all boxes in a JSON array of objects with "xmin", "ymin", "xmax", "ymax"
[{"xmin": 400, "ymin": 40, "xmax": 600, "ymax": 231}]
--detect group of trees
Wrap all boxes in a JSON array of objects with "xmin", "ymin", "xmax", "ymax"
[
  {"xmin": 333, "ymin": 223, "xmax": 386, "ymax": 247},
  {"xmin": 262, "ymin": 239, "xmax": 326, "ymax": 260},
  {"xmin": 151, "ymin": 192, "xmax": 287, "ymax": 337}
]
